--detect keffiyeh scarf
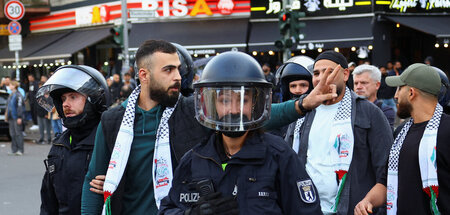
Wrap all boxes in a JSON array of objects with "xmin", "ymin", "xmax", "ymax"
[
  {"xmin": 387, "ymin": 103, "xmax": 443, "ymax": 215},
  {"xmin": 292, "ymin": 87, "xmax": 354, "ymax": 212},
  {"xmin": 102, "ymin": 85, "xmax": 176, "ymax": 214}
]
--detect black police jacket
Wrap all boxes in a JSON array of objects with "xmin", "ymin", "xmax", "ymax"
[
  {"xmin": 40, "ymin": 127, "xmax": 97, "ymax": 215},
  {"xmin": 99, "ymin": 96, "xmax": 212, "ymax": 214},
  {"xmin": 159, "ymin": 132, "xmax": 323, "ymax": 215}
]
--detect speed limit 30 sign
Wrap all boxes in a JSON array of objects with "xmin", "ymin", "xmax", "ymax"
[{"xmin": 4, "ymin": 0, "xmax": 25, "ymax": 21}]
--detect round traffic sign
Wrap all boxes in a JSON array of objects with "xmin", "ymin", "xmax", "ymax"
[
  {"xmin": 7, "ymin": 21, "xmax": 21, "ymax": 35},
  {"xmin": 4, "ymin": 1, "xmax": 25, "ymax": 21}
]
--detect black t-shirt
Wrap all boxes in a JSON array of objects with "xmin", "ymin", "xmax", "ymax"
[{"xmin": 382, "ymin": 114, "xmax": 450, "ymax": 214}]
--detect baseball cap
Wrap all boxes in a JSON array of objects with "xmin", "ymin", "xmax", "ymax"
[{"xmin": 386, "ymin": 63, "xmax": 441, "ymax": 96}]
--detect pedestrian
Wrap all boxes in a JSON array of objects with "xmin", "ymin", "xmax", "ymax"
[
  {"xmin": 158, "ymin": 51, "xmax": 322, "ymax": 215},
  {"xmin": 109, "ymin": 73, "xmax": 123, "ymax": 104},
  {"xmin": 354, "ymin": 63, "xmax": 450, "ymax": 215},
  {"xmin": 49, "ymin": 106, "xmax": 62, "ymax": 139},
  {"xmin": 284, "ymin": 51, "xmax": 393, "ymax": 214},
  {"xmin": 5, "ymin": 80, "xmax": 25, "ymax": 156},
  {"xmin": 36, "ymin": 82, "xmax": 52, "ymax": 144},
  {"xmin": 27, "ymin": 74, "xmax": 40, "ymax": 126},
  {"xmin": 353, "ymin": 64, "xmax": 395, "ymax": 130},
  {"xmin": 37, "ymin": 65, "xmax": 110, "ymax": 214},
  {"xmin": 82, "ymin": 40, "xmax": 308, "ymax": 214}
]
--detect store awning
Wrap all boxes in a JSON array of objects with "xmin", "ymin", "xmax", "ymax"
[
  {"xmin": 129, "ymin": 19, "xmax": 249, "ymax": 53},
  {"xmin": 0, "ymin": 31, "xmax": 70, "ymax": 63},
  {"xmin": 25, "ymin": 27, "xmax": 111, "ymax": 61},
  {"xmin": 386, "ymin": 15, "xmax": 450, "ymax": 40},
  {"xmin": 0, "ymin": 27, "xmax": 111, "ymax": 64},
  {"xmin": 248, "ymin": 16, "xmax": 374, "ymax": 51}
]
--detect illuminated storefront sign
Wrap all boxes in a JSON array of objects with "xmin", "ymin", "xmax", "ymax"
[
  {"xmin": 251, "ymin": 0, "xmax": 450, "ymax": 18},
  {"xmin": 30, "ymin": 0, "xmax": 250, "ymax": 32}
]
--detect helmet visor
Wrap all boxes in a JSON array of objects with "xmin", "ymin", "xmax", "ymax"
[
  {"xmin": 36, "ymin": 68, "xmax": 98, "ymax": 111},
  {"xmin": 194, "ymin": 86, "xmax": 272, "ymax": 131}
]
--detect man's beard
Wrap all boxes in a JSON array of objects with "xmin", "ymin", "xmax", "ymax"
[
  {"xmin": 150, "ymin": 82, "xmax": 181, "ymax": 107},
  {"xmin": 397, "ymin": 99, "xmax": 412, "ymax": 119}
]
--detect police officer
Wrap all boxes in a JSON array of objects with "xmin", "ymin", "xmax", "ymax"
[
  {"xmin": 271, "ymin": 56, "xmax": 314, "ymax": 137},
  {"xmin": 277, "ymin": 56, "xmax": 315, "ymax": 102},
  {"xmin": 159, "ymin": 52, "xmax": 322, "ymax": 215},
  {"xmin": 435, "ymin": 66, "xmax": 450, "ymax": 114},
  {"xmin": 37, "ymin": 65, "xmax": 110, "ymax": 214}
]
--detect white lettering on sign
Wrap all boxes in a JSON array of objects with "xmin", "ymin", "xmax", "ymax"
[
  {"xmin": 142, "ymin": 0, "xmax": 190, "ymax": 17},
  {"xmin": 291, "ymin": 0, "xmax": 302, "ymax": 9},
  {"xmin": 266, "ymin": 0, "xmax": 281, "ymax": 14},
  {"xmin": 390, "ymin": 0, "xmax": 417, "ymax": 12},
  {"xmin": 324, "ymin": 0, "xmax": 354, "ymax": 10},
  {"xmin": 305, "ymin": 0, "xmax": 321, "ymax": 12},
  {"xmin": 420, "ymin": 0, "xmax": 450, "ymax": 9}
]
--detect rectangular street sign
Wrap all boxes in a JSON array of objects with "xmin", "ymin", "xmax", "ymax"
[
  {"xmin": 8, "ymin": 34, "xmax": 22, "ymax": 43},
  {"xmin": 9, "ymin": 42, "xmax": 22, "ymax": 51},
  {"xmin": 129, "ymin": 9, "xmax": 156, "ymax": 18}
]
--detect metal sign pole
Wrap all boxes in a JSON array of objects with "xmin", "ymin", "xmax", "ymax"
[
  {"xmin": 282, "ymin": 0, "xmax": 291, "ymax": 62},
  {"xmin": 15, "ymin": 50, "xmax": 19, "ymax": 81},
  {"xmin": 121, "ymin": 0, "xmax": 129, "ymax": 77}
]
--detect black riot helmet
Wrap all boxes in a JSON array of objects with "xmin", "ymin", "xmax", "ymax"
[
  {"xmin": 276, "ymin": 56, "xmax": 314, "ymax": 101},
  {"xmin": 193, "ymin": 51, "xmax": 272, "ymax": 132},
  {"xmin": 172, "ymin": 43, "xmax": 195, "ymax": 96},
  {"xmin": 36, "ymin": 65, "xmax": 111, "ymax": 128},
  {"xmin": 433, "ymin": 66, "xmax": 450, "ymax": 113}
]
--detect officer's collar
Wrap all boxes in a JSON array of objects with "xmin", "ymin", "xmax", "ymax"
[{"xmin": 194, "ymin": 132, "xmax": 266, "ymax": 165}]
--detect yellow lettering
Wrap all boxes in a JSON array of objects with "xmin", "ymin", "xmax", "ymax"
[
  {"xmin": 91, "ymin": 6, "xmax": 102, "ymax": 24},
  {"xmin": 190, "ymin": 0, "xmax": 213, "ymax": 16}
]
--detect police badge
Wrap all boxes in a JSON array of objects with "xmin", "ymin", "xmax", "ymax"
[{"xmin": 297, "ymin": 179, "xmax": 317, "ymax": 203}]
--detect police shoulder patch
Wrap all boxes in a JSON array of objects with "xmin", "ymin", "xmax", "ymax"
[{"xmin": 297, "ymin": 179, "xmax": 317, "ymax": 203}]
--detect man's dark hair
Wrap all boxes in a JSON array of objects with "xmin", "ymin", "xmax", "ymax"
[{"xmin": 135, "ymin": 40, "xmax": 177, "ymax": 71}]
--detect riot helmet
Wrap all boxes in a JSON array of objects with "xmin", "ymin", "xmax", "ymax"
[
  {"xmin": 276, "ymin": 56, "xmax": 314, "ymax": 101},
  {"xmin": 433, "ymin": 66, "xmax": 450, "ymax": 113},
  {"xmin": 36, "ymin": 65, "xmax": 111, "ymax": 128},
  {"xmin": 172, "ymin": 43, "xmax": 195, "ymax": 97},
  {"xmin": 193, "ymin": 51, "xmax": 272, "ymax": 133}
]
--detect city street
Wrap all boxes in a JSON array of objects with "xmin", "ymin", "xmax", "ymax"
[{"xmin": 0, "ymin": 132, "xmax": 51, "ymax": 215}]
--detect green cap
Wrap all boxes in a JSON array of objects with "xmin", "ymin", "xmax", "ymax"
[{"xmin": 386, "ymin": 63, "xmax": 441, "ymax": 96}]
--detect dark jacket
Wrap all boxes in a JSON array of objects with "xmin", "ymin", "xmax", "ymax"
[
  {"xmin": 284, "ymin": 91, "xmax": 393, "ymax": 215},
  {"xmin": 6, "ymin": 91, "xmax": 24, "ymax": 120},
  {"xmin": 40, "ymin": 125, "xmax": 97, "ymax": 215},
  {"xmin": 99, "ymin": 96, "xmax": 211, "ymax": 214},
  {"xmin": 88, "ymin": 96, "xmax": 301, "ymax": 214},
  {"xmin": 159, "ymin": 132, "xmax": 323, "ymax": 215}
]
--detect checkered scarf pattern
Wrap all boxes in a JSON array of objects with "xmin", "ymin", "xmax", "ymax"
[
  {"xmin": 292, "ymin": 87, "xmax": 354, "ymax": 212},
  {"xmin": 387, "ymin": 103, "xmax": 443, "ymax": 215},
  {"xmin": 102, "ymin": 85, "xmax": 141, "ymax": 215}
]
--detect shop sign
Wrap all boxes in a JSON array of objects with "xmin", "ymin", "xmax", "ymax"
[
  {"xmin": 388, "ymin": 0, "xmax": 450, "ymax": 12},
  {"xmin": 251, "ymin": 0, "xmax": 372, "ymax": 18},
  {"xmin": 297, "ymin": 42, "xmax": 324, "ymax": 50},
  {"xmin": 188, "ymin": 49, "xmax": 216, "ymax": 55},
  {"xmin": 31, "ymin": 0, "xmax": 250, "ymax": 32}
]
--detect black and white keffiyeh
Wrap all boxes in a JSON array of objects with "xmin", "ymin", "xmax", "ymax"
[
  {"xmin": 102, "ymin": 85, "xmax": 176, "ymax": 214},
  {"xmin": 387, "ymin": 103, "xmax": 443, "ymax": 215},
  {"xmin": 292, "ymin": 87, "xmax": 354, "ymax": 212}
]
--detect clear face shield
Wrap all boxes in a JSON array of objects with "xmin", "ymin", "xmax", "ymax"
[
  {"xmin": 36, "ymin": 68, "xmax": 100, "ymax": 112},
  {"xmin": 194, "ymin": 86, "xmax": 272, "ymax": 132}
]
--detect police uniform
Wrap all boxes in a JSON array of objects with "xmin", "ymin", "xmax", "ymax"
[{"xmin": 159, "ymin": 132, "xmax": 322, "ymax": 215}]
